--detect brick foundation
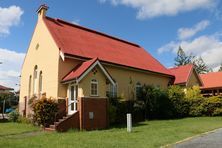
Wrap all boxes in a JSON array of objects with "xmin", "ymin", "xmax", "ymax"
[
  {"xmin": 78, "ymin": 97, "xmax": 109, "ymax": 130},
  {"xmin": 52, "ymin": 97, "xmax": 109, "ymax": 131}
]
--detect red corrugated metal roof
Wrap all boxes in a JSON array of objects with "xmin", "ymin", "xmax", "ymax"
[
  {"xmin": 62, "ymin": 58, "xmax": 97, "ymax": 82},
  {"xmin": 200, "ymin": 72, "xmax": 222, "ymax": 89},
  {"xmin": 0, "ymin": 85, "xmax": 13, "ymax": 91},
  {"xmin": 169, "ymin": 64, "xmax": 193, "ymax": 85},
  {"xmin": 43, "ymin": 16, "xmax": 173, "ymax": 77}
]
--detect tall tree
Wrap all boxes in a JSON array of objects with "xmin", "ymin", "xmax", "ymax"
[
  {"xmin": 193, "ymin": 56, "xmax": 210, "ymax": 74},
  {"xmin": 174, "ymin": 46, "xmax": 194, "ymax": 66},
  {"xmin": 174, "ymin": 46, "xmax": 210, "ymax": 74}
]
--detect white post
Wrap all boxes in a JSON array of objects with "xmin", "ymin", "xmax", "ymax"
[{"xmin": 127, "ymin": 113, "xmax": 132, "ymax": 132}]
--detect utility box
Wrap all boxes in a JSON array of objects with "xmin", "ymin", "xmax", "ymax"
[{"xmin": 89, "ymin": 112, "xmax": 94, "ymax": 120}]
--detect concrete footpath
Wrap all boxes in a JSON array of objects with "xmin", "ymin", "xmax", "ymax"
[{"xmin": 174, "ymin": 128, "xmax": 222, "ymax": 148}]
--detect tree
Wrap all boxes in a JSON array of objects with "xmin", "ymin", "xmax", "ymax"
[
  {"xmin": 174, "ymin": 46, "xmax": 194, "ymax": 66},
  {"xmin": 193, "ymin": 56, "xmax": 210, "ymax": 74},
  {"xmin": 218, "ymin": 64, "xmax": 222, "ymax": 72},
  {"xmin": 174, "ymin": 46, "xmax": 210, "ymax": 74}
]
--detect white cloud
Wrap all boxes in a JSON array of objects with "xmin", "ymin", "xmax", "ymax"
[
  {"xmin": 0, "ymin": 48, "xmax": 25, "ymax": 90},
  {"xmin": 100, "ymin": 0, "xmax": 216, "ymax": 19},
  {"xmin": 178, "ymin": 20, "xmax": 210, "ymax": 40},
  {"xmin": 158, "ymin": 34, "xmax": 222, "ymax": 70},
  {"xmin": 72, "ymin": 19, "xmax": 80, "ymax": 25},
  {"xmin": 0, "ymin": 5, "xmax": 24, "ymax": 35}
]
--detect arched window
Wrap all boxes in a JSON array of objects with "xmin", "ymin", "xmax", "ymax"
[
  {"xmin": 91, "ymin": 79, "xmax": 98, "ymax": 96},
  {"xmin": 33, "ymin": 65, "xmax": 38, "ymax": 95},
  {"xmin": 28, "ymin": 75, "xmax": 32, "ymax": 98},
  {"xmin": 136, "ymin": 82, "xmax": 142, "ymax": 99},
  {"xmin": 39, "ymin": 71, "xmax": 43, "ymax": 94}
]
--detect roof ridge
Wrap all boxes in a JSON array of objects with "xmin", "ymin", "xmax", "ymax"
[{"xmin": 45, "ymin": 16, "xmax": 140, "ymax": 48}]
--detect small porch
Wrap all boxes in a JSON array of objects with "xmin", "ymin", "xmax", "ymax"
[{"xmin": 46, "ymin": 58, "xmax": 115, "ymax": 131}]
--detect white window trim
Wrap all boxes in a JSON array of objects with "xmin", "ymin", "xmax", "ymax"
[{"xmin": 90, "ymin": 79, "xmax": 99, "ymax": 97}]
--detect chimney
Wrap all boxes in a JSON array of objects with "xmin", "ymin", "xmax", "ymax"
[{"xmin": 37, "ymin": 4, "xmax": 49, "ymax": 18}]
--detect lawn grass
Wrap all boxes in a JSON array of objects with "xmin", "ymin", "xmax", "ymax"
[
  {"xmin": 0, "ymin": 122, "xmax": 40, "ymax": 136},
  {"xmin": 1, "ymin": 117, "xmax": 222, "ymax": 148}
]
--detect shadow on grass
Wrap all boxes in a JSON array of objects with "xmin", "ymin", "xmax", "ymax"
[{"xmin": 0, "ymin": 119, "xmax": 8, "ymax": 123}]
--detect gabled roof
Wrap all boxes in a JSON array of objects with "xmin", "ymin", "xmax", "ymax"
[
  {"xmin": 169, "ymin": 64, "xmax": 199, "ymax": 85},
  {"xmin": 43, "ymin": 16, "xmax": 173, "ymax": 77},
  {"xmin": 62, "ymin": 58, "xmax": 97, "ymax": 82},
  {"xmin": 200, "ymin": 72, "xmax": 222, "ymax": 89},
  {"xmin": 62, "ymin": 58, "xmax": 115, "ymax": 85},
  {"xmin": 0, "ymin": 85, "xmax": 14, "ymax": 91}
]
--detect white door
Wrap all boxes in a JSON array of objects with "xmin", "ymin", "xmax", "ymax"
[{"xmin": 68, "ymin": 85, "xmax": 78, "ymax": 115}]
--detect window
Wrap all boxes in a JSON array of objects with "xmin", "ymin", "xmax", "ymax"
[
  {"xmin": 107, "ymin": 84, "xmax": 117, "ymax": 98},
  {"xmin": 33, "ymin": 65, "xmax": 38, "ymax": 94},
  {"xmin": 91, "ymin": 79, "xmax": 98, "ymax": 96},
  {"xmin": 28, "ymin": 75, "xmax": 32, "ymax": 98},
  {"xmin": 39, "ymin": 71, "xmax": 43, "ymax": 94},
  {"xmin": 136, "ymin": 82, "xmax": 142, "ymax": 99}
]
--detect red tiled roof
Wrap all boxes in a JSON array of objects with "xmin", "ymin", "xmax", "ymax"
[
  {"xmin": 200, "ymin": 72, "xmax": 222, "ymax": 89},
  {"xmin": 0, "ymin": 85, "xmax": 14, "ymax": 91},
  {"xmin": 62, "ymin": 58, "xmax": 97, "ymax": 82},
  {"xmin": 169, "ymin": 64, "xmax": 194, "ymax": 85},
  {"xmin": 43, "ymin": 17, "xmax": 173, "ymax": 77}
]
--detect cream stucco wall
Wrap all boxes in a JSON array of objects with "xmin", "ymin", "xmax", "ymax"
[
  {"xmin": 105, "ymin": 64, "xmax": 171, "ymax": 100},
  {"xmin": 78, "ymin": 65, "xmax": 107, "ymax": 98},
  {"xmin": 58, "ymin": 58, "xmax": 81, "ymax": 98},
  {"xmin": 19, "ymin": 16, "xmax": 60, "ymax": 114},
  {"xmin": 187, "ymin": 70, "xmax": 201, "ymax": 87}
]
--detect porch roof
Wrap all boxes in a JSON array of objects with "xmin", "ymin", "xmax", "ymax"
[{"xmin": 62, "ymin": 58, "xmax": 115, "ymax": 85}]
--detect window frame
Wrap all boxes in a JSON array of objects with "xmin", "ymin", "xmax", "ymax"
[
  {"xmin": 33, "ymin": 65, "xmax": 38, "ymax": 95},
  {"xmin": 135, "ymin": 82, "xmax": 142, "ymax": 99},
  {"xmin": 90, "ymin": 79, "xmax": 99, "ymax": 96}
]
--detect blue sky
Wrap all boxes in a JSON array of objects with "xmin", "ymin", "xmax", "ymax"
[{"xmin": 0, "ymin": 0, "xmax": 222, "ymax": 89}]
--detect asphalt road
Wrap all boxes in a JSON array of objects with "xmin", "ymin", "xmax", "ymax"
[{"xmin": 174, "ymin": 128, "xmax": 222, "ymax": 148}]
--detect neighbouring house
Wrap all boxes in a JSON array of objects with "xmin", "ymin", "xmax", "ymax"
[
  {"xmin": 19, "ymin": 5, "xmax": 174, "ymax": 131},
  {"xmin": 0, "ymin": 85, "xmax": 14, "ymax": 94},
  {"xmin": 200, "ymin": 72, "xmax": 222, "ymax": 97},
  {"xmin": 169, "ymin": 64, "xmax": 203, "ymax": 88}
]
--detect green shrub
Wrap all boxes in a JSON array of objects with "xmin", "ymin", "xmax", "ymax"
[
  {"xmin": 212, "ymin": 108, "xmax": 222, "ymax": 116},
  {"xmin": 8, "ymin": 109, "xmax": 20, "ymax": 122},
  {"xmin": 108, "ymin": 97, "xmax": 145, "ymax": 125},
  {"xmin": 185, "ymin": 86, "xmax": 203, "ymax": 100},
  {"xmin": 201, "ymin": 96, "xmax": 222, "ymax": 116},
  {"xmin": 167, "ymin": 85, "xmax": 189, "ymax": 118},
  {"xmin": 32, "ymin": 96, "xmax": 58, "ymax": 127},
  {"xmin": 188, "ymin": 98, "xmax": 204, "ymax": 116},
  {"xmin": 17, "ymin": 116, "xmax": 32, "ymax": 124},
  {"xmin": 138, "ymin": 85, "xmax": 173, "ymax": 119},
  {"xmin": 108, "ymin": 103, "xmax": 117, "ymax": 125}
]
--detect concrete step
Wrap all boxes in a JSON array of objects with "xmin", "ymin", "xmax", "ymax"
[
  {"xmin": 50, "ymin": 124, "xmax": 55, "ymax": 129},
  {"xmin": 59, "ymin": 119, "xmax": 64, "ymax": 122},
  {"xmin": 54, "ymin": 122, "xmax": 60, "ymax": 125},
  {"xmin": 44, "ymin": 127, "xmax": 55, "ymax": 132},
  {"xmin": 63, "ymin": 116, "xmax": 69, "ymax": 119}
]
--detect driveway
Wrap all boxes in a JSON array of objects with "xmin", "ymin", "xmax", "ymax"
[{"xmin": 174, "ymin": 128, "xmax": 222, "ymax": 148}]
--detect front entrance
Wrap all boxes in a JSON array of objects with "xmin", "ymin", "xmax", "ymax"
[{"xmin": 68, "ymin": 85, "xmax": 78, "ymax": 115}]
